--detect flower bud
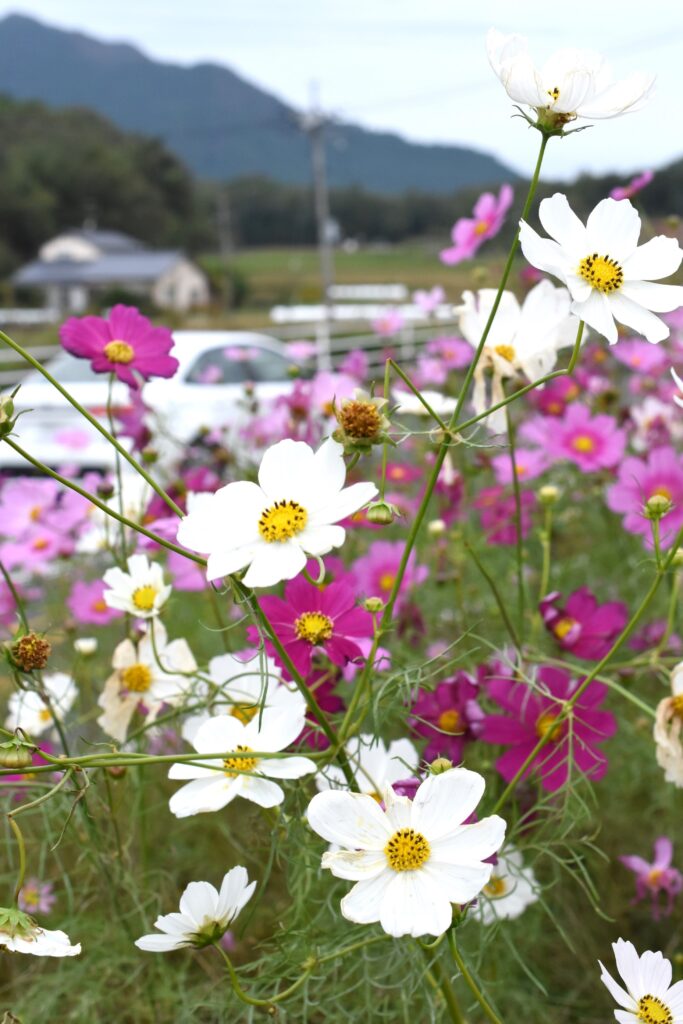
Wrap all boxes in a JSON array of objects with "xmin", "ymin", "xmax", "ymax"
[
  {"xmin": 363, "ymin": 596, "xmax": 384, "ymax": 614},
  {"xmin": 0, "ymin": 393, "xmax": 16, "ymax": 437},
  {"xmin": 0, "ymin": 738, "xmax": 34, "ymax": 770},
  {"xmin": 644, "ymin": 493, "xmax": 673, "ymax": 520},
  {"xmin": 538, "ymin": 484, "xmax": 561, "ymax": 506},
  {"xmin": 97, "ymin": 481, "xmax": 115, "ymax": 500},
  {"xmin": 106, "ymin": 765, "xmax": 127, "ymax": 779},
  {"xmin": 74, "ymin": 637, "xmax": 98, "ymax": 656},
  {"xmin": 9, "ymin": 633, "xmax": 51, "ymax": 672},
  {"xmin": 141, "ymin": 447, "xmax": 158, "ymax": 465},
  {"xmin": 427, "ymin": 518, "xmax": 446, "ymax": 537},
  {"xmin": 429, "ymin": 757, "xmax": 453, "ymax": 775},
  {"xmin": 672, "ymin": 548, "xmax": 683, "ymax": 568},
  {"xmin": 365, "ymin": 501, "xmax": 400, "ymax": 526}
]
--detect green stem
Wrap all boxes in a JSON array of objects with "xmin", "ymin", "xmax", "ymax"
[
  {"xmin": 390, "ymin": 359, "xmax": 449, "ymax": 429},
  {"xmin": 0, "ymin": 329, "xmax": 183, "ymax": 518},
  {"xmin": 7, "ymin": 815, "xmax": 26, "ymax": 903},
  {"xmin": 464, "ymin": 543, "xmax": 520, "ymax": 649},
  {"xmin": 0, "ymin": 560, "xmax": 29, "ymax": 631},
  {"xmin": 106, "ymin": 372, "xmax": 129, "ymax": 561},
  {"xmin": 504, "ymin": 399, "xmax": 525, "ymax": 640},
  {"xmin": 214, "ymin": 943, "xmax": 314, "ymax": 1007},
  {"xmin": 448, "ymin": 932, "xmax": 503, "ymax": 1024},
  {"xmin": 419, "ymin": 942, "xmax": 467, "ymax": 1024}
]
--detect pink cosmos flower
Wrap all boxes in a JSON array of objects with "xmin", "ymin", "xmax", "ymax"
[
  {"xmin": 349, "ymin": 540, "xmax": 428, "ymax": 611},
  {"xmin": 338, "ymin": 349, "xmax": 369, "ymax": 380},
  {"xmin": 440, "ymin": 184, "xmax": 514, "ymax": 265},
  {"xmin": 384, "ymin": 462, "xmax": 423, "ymax": 486},
  {"xmin": 606, "ymin": 446, "xmax": 683, "ymax": 548},
  {"xmin": 372, "ymin": 308, "xmax": 405, "ymax": 338},
  {"xmin": 59, "ymin": 304, "xmax": 179, "ymax": 389},
  {"xmin": 413, "ymin": 286, "xmax": 446, "ymax": 315},
  {"xmin": 0, "ymin": 530, "xmax": 65, "ymax": 572},
  {"xmin": 248, "ymin": 576, "xmax": 373, "ymax": 677},
  {"xmin": 476, "ymin": 665, "xmax": 617, "ymax": 792},
  {"xmin": 531, "ymin": 376, "xmax": 582, "ymax": 417},
  {"xmin": 521, "ymin": 404, "xmax": 626, "ymax": 472},
  {"xmin": 473, "ymin": 486, "xmax": 535, "ymax": 546},
  {"xmin": 491, "ymin": 447, "xmax": 548, "ymax": 486},
  {"xmin": 619, "ymin": 837, "xmax": 682, "ymax": 919},
  {"xmin": 284, "ymin": 340, "xmax": 318, "ymax": 362},
  {"xmin": 610, "ymin": 170, "xmax": 654, "ymax": 202},
  {"xmin": 18, "ymin": 878, "xmax": 56, "ymax": 916},
  {"xmin": 424, "ymin": 336, "xmax": 473, "ymax": 369},
  {"xmin": 539, "ymin": 588, "xmax": 628, "ymax": 660},
  {"xmin": 612, "ymin": 339, "xmax": 669, "ymax": 376},
  {"xmin": 630, "ymin": 619, "xmax": 683, "ymax": 655},
  {"xmin": 115, "ymin": 389, "xmax": 152, "ymax": 452},
  {"xmin": 67, "ymin": 580, "xmax": 123, "ymax": 626},
  {"xmin": 0, "ymin": 479, "xmax": 60, "ymax": 539},
  {"xmin": 409, "ymin": 670, "xmax": 479, "ymax": 762}
]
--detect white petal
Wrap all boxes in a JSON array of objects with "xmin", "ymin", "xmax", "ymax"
[
  {"xmin": 411, "ymin": 768, "xmax": 485, "ymax": 840},
  {"xmin": 519, "ymin": 222, "xmax": 567, "ymax": 280},
  {"xmin": 422, "ymin": 860, "xmax": 493, "ymax": 904},
  {"xmin": 321, "ymin": 848, "xmax": 388, "ymax": 881},
  {"xmin": 169, "ymin": 777, "xmax": 236, "ymax": 818},
  {"xmin": 206, "ymin": 545, "xmax": 257, "ymax": 583},
  {"xmin": 135, "ymin": 933, "xmax": 186, "ymax": 952},
  {"xmin": 539, "ymin": 193, "xmax": 588, "ymax": 257},
  {"xmin": 571, "ymin": 289, "xmax": 618, "ymax": 343},
  {"xmin": 307, "ymin": 790, "xmax": 392, "ymax": 849},
  {"xmin": 379, "ymin": 870, "xmax": 452, "ymax": 938},
  {"xmin": 258, "ymin": 439, "xmax": 316, "ymax": 505},
  {"xmin": 310, "ymin": 437, "xmax": 346, "ymax": 496},
  {"xmin": 217, "ymin": 866, "xmax": 256, "ymax": 923},
  {"xmin": 340, "ymin": 870, "xmax": 394, "ymax": 925},
  {"xmin": 623, "ymin": 236, "xmax": 683, "ymax": 282},
  {"xmin": 297, "ymin": 524, "xmax": 346, "ymax": 555},
  {"xmin": 242, "ymin": 542, "xmax": 306, "ymax": 588},
  {"xmin": 179, "ymin": 881, "xmax": 219, "ymax": 928},
  {"xmin": 621, "ymin": 281, "xmax": 683, "ymax": 313},
  {"xmin": 586, "ymin": 198, "xmax": 641, "ymax": 262},
  {"xmin": 193, "ymin": 714, "xmax": 244, "ymax": 754},
  {"xmin": 262, "ymin": 755, "xmax": 316, "ymax": 779},
  {"xmin": 167, "ymin": 761, "xmax": 217, "ymax": 780},
  {"xmin": 240, "ymin": 776, "xmax": 284, "ymax": 807},
  {"xmin": 609, "ymin": 293, "xmax": 670, "ymax": 343},
  {"xmin": 309, "ymin": 481, "xmax": 378, "ymax": 525},
  {"xmin": 430, "ymin": 816, "xmax": 506, "ymax": 864}
]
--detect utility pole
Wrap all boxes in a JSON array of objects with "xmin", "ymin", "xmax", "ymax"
[{"xmin": 299, "ymin": 83, "xmax": 335, "ymax": 370}]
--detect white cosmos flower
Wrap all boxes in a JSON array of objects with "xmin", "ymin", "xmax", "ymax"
[
  {"xmin": 317, "ymin": 733, "xmax": 419, "ymax": 797},
  {"xmin": 135, "ymin": 866, "xmax": 256, "ymax": 952},
  {"xmin": 6, "ymin": 672, "xmax": 77, "ymax": 737},
  {"xmin": 307, "ymin": 767, "xmax": 506, "ymax": 938},
  {"xmin": 672, "ymin": 368, "xmax": 683, "ymax": 409},
  {"xmin": 168, "ymin": 709, "xmax": 315, "ymax": 818},
  {"xmin": 394, "ymin": 390, "xmax": 457, "ymax": 418},
  {"xmin": 0, "ymin": 922, "xmax": 80, "ymax": 957},
  {"xmin": 475, "ymin": 846, "xmax": 538, "ymax": 925},
  {"xmin": 97, "ymin": 621, "xmax": 197, "ymax": 742},
  {"xmin": 103, "ymin": 553, "xmax": 171, "ymax": 618},
  {"xmin": 458, "ymin": 280, "xmax": 577, "ymax": 432},
  {"xmin": 176, "ymin": 438, "xmax": 377, "ymax": 588},
  {"xmin": 600, "ymin": 938, "xmax": 683, "ymax": 1023},
  {"xmin": 487, "ymin": 29, "xmax": 655, "ymax": 125},
  {"xmin": 520, "ymin": 194, "xmax": 683, "ymax": 345},
  {"xmin": 181, "ymin": 651, "xmax": 305, "ymax": 745}
]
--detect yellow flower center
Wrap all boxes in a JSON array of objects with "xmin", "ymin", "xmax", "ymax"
[
  {"xmin": 652, "ymin": 486, "xmax": 672, "ymax": 501},
  {"xmin": 647, "ymin": 868, "xmax": 663, "ymax": 888},
  {"xmin": 103, "ymin": 340, "xmax": 135, "ymax": 364},
  {"xmin": 554, "ymin": 617, "xmax": 577, "ymax": 640},
  {"xmin": 483, "ymin": 875, "xmax": 508, "ymax": 898},
  {"xmin": 131, "ymin": 585, "xmax": 158, "ymax": 612},
  {"xmin": 121, "ymin": 663, "xmax": 153, "ymax": 693},
  {"xmin": 20, "ymin": 886, "xmax": 40, "ymax": 910},
  {"xmin": 577, "ymin": 253, "xmax": 624, "ymax": 294},
  {"xmin": 671, "ymin": 694, "xmax": 683, "ymax": 719},
  {"xmin": 474, "ymin": 220, "xmax": 490, "ymax": 236},
  {"xmin": 92, "ymin": 599, "xmax": 108, "ymax": 613},
  {"xmin": 38, "ymin": 708, "xmax": 52, "ymax": 723},
  {"xmin": 494, "ymin": 344, "xmax": 516, "ymax": 363},
  {"xmin": 379, "ymin": 572, "xmax": 396, "ymax": 592},
  {"xmin": 385, "ymin": 828, "xmax": 431, "ymax": 872},
  {"xmin": 535, "ymin": 711, "xmax": 564, "ymax": 743},
  {"xmin": 637, "ymin": 995, "xmax": 673, "ymax": 1024},
  {"xmin": 437, "ymin": 708, "xmax": 465, "ymax": 735},
  {"xmin": 223, "ymin": 745, "xmax": 258, "ymax": 776},
  {"xmin": 32, "ymin": 537, "xmax": 49, "ymax": 551},
  {"xmin": 294, "ymin": 611, "xmax": 334, "ymax": 645},
  {"xmin": 547, "ymin": 86, "xmax": 560, "ymax": 102},
  {"xmin": 29, "ymin": 506, "xmax": 41, "ymax": 522},
  {"xmin": 571, "ymin": 434, "xmax": 595, "ymax": 453},
  {"xmin": 230, "ymin": 704, "xmax": 258, "ymax": 725},
  {"xmin": 258, "ymin": 500, "xmax": 308, "ymax": 543}
]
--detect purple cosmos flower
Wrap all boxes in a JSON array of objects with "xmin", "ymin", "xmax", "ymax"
[
  {"xmin": 413, "ymin": 286, "xmax": 446, "ymax": 316},
  {"xmin": 248, "ymin": 576, "xmax": 373, "ymax": 677},
  {"xmin": 539, "ymin": 588, "xmax": 628, "ymax": 660},
  {"xmin": 522, "ymin": 404, "xmax": 626, "ymax": 473},
  {"xmin": 473, "ymin": 486, "xmax": 535, "ymax": 546},
  {"xmin": 18, "ymin": 878, "xmax": 57, "ymax": 916},
  {"xmin": 612, "ymin": 338, "xmax": 669, "ymax": 376},
  {"xmin": 630, "ymin": 620, "xmax": 683, "ymax": 655},
  {"xmin": 531, "ymin": 376, "xmax": 582, "ymax": 417},
  {"xmin": 440, "ymin": 184, "xmax": 514, "ymax": 265},
  {"xmin": 67, "ymin": 580, "xmax": 123, "ymax": 626},
  {"xmin": 606, "ymin": 446, "xmax": 683, "ymax": 548},
  {"xmin": 610, "ymin": 169, "xmax": 654, "ymax": 202},
  {"xmin": 59, "ymin": 304, "xmax": 179, "ymax": 388},
  {"xmin": 476, "ymin": 665, "xmax": 617, "ymax": 792},
  {"xmin": 619, "ymin": 837, "xmax": 683, "ymax": 919},
  {"xmin": 372, "ymin": 308, "xmax": 405, "ymax": 338},
  {"xmin": 491, "ymin": 447, "xmax": 549, "ymax": 486},
  {"xmin": 409, "ymin": 670, "xmax": 479, "ymax": 762},
  {"xmin": 349, "ymin": 540, "xmax": 428, "ymax": 612}
]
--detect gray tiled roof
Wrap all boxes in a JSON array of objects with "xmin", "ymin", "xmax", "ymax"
[
  {"xmin": 60, "ymin": 229, "xmax": 145, "ymax": 254},
  {"xmin": 13, "ymin": 251, "xmax": 183, "ymax": 286}
]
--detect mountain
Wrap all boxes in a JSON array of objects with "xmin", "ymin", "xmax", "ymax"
[{"xmin": 0, "ymin": 13, "xmax": 516, "ymax": 194}]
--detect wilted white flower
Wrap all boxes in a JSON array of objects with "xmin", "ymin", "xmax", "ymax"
[
  {"xmin": 168, "ymin": 710, "xmax": 315, "ymax": 818},
  {"xmin": 599, "ymin": 938, "xmax": 683, "ymax": 1023},
  {"xmin": 394, "ymin": 390, "xmax": 456, "ymax": 418},
  {"xmin": 177, "ymin": 438, "xmax": 377, "ymax": 588},
  {"xmin": 487, "ymin": 29, "xmax": 655, "ymax": 128},
  {"xmin": 97, "ymin": 621, "xmax": 196, "ymax": 742},
  {"xmin": 476, "ymin": 846, "xmax": 538, "ymax": 924},
  {"xmin": 520, "ymin": 194, "xmax": 683, "ymax": 345},
  {"xmin": 316, "ymin": 733, "xmax": 419, "ymax": 796},
  {"xmin": 0, "ymin": 907, "xmax": 80, "ymax": 957},
  {"xmin": 5, "ymin": 672, "xmax": 77, "ymax": 737},
  {"xmin": 458, "ymin": 280, "xmax": 576, "ymax": 431},
  {"xmin": 103, "ymin": 553, "xmax": 171, "ymax": 618},
  {"xmin": 135, "ymin": 866, "xmax": 256, "ymax": 952},
  {"xmin": 654, "ymin": 662, "xmax": 683, "ymax": 788},
  {"xmin": 307, "ymin": 767, "xmax": 506, "ymax": 938}
]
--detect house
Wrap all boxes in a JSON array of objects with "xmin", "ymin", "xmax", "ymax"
[{"xmin": 12, "ymin": 228, "xmax": 210, "ymax": 313}]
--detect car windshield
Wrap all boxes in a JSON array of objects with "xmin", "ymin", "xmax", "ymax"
[
  {"xmin": 185, "ymin": 345, "xmax": 296, "ymax": 385},
  {"xmin": 22, "ymin": 351, "xmax": 101, "ymax": 384}
]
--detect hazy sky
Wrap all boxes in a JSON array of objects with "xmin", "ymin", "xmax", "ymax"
[{"xmin": 1, "ymin": 0, "xmax": 682, "ymax": 181}]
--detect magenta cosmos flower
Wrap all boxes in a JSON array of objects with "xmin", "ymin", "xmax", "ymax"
[
  {"xmin": 531, "ymin": 376, "xmax": 582, "ymax": 417},
  {"xmin": 248, "ymin": 576, "xmax": 373, "ymax": 677},
  {"xmin": 522, "ymin": 404, "xmax": 626, "ymax": 473},
  {"xmin": 440, "ymin": 184, "xmax": 514, "ymax": 265},
  {"xmin": 619, "ymin": 837, "xmax": 682, "ymax": 919},
  {"xmin": 610, "ymin": 169, "xmax": 654, "ymax": 202},
  {"xmin": 540, "ymin": 587, "xmax": 628, "ymax": 660},
  {"xmin": 473, "ymin": 486, "xmax": 535, "ymax": 546},
  {"xmin": 350, "ymin": 540, "xmax": 428, "ymax": 611},
  {"xmin": 60, "ymin": 304, "xmax": 178, "ymax": 388},
  {"xmin": 67, "ymin": 580, "xmax": 123, "ymax": 626},
  {"xmin": 477, "ymin": 665, "xmax": 617, "ymax": 792},
  {"xmin": 606, "ymin": 446, "xmax": 683, "ymax": 548},
  {"xmin": 409, "ymin": 670, "xmax": 479, "ymax": 762}
]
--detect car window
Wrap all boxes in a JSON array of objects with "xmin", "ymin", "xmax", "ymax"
[
  {"xmin": 245, "ymin": 349, "xmax": 292, "ymax": 383},
  {"xmin": 23, "ymin": 351, "xmax": 101, "ymax": 384},
  {"xmin": 184, "ymin": 346, "xmax": 292, "ymax": 385}
]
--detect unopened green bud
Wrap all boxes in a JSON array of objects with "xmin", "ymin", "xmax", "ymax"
[
  {"xmin": 141, "ymin": 447, "xmax": 158, "ymax": 465},
  {"xmin": 429, "ymin": 757, "xmax": 453, "ymax": 775},
  {"xmin": 363, "ymin": 597, "xmax": 384, "ymax": 614},
  {"xmin": 97, "ymin": 481, "xmax": 115, "ymax": 500},
  {"xmin": 0, "ymin": 737, "xmax": 34, "ymax": 770},
  {"xmin": 672, "ymin": 548, "xmax": 683, "ymax": 568},
  {"xmin": 644, "ymin": 493, "xmax": 673, "ymax": 520},
  {"xmin": 366, "ymin": 501, "xmax": 400, "ymax": 526},
  {"xmin": 538, "ymin": 484, "xmax": 560, "ymax": 506}
]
